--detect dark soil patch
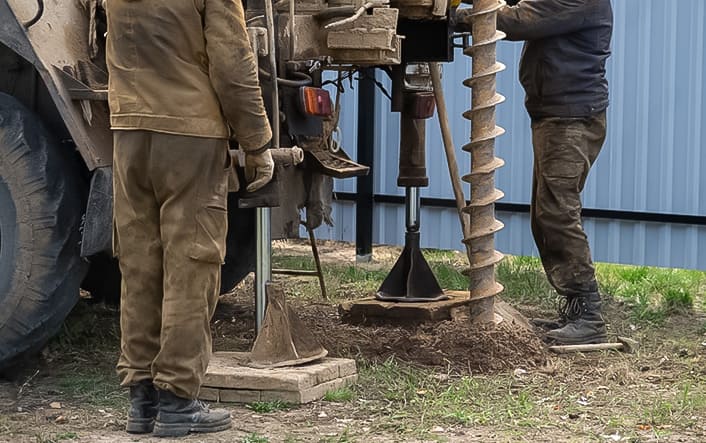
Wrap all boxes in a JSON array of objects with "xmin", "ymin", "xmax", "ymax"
[{"xmin": 213, "ymin": 283, "xmax": 547, "ymax": 374}]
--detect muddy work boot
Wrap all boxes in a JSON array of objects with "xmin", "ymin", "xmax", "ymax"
[
  {"xmin": 153, "ymin": 389, "xmax": 232, "ymax": 438},
  {"xmin": 544, "ymin": 292, "xmax": 607, "ymax": 345},
  {"xmin": 531, "ymin": 294, "xmax": 581, "ymax": 330},
  {"xmin": 126, "ymin": 380, "xmax": 159, "ymax": 434}
]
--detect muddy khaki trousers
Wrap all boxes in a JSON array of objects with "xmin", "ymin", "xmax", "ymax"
[
  {"xmin": 530, "ymin": 112, "xmax": 607, "ymax": 297},
  {"xmin": 113, "ymin": 130, "xmax": 229, "ymax": 399}
]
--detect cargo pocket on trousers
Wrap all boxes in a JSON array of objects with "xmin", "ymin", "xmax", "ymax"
[
  {"xmin": 543, "ymin": 161, "xmax": 587, "ymax": 211},
  {"xmin": 188, "ymin": 206, "xmax": 228, "ymax": 264}
]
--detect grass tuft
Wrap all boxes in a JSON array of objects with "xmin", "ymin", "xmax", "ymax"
[
  {"xmin": 246, "ymin": 400, "xmax": 291, "ymax": 413},
  {"xmin": 241, "ymin": 433, "xmax": 270, "ymax": 443},
  {"xmin": 323, "ymin": 387, "xmax": 354, "ymax": 403}
]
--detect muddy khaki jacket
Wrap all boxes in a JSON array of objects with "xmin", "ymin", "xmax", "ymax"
[
  {"xmin": 498, "ymin": 0, "xmax": 613, "ymax": 119},
  {"xmin": 105, "ymin": 0, "xmax": 271, "ymax": 150}
]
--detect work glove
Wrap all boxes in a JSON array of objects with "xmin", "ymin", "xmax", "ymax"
[
  {"xmin": 244, "ymin": 149, "xmax": 274, "ymax": 192},
  {"xmin": 453, "ymin": 7, "xmax": 473, "ymax": 33}
]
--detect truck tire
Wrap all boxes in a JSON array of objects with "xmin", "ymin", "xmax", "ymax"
[{"xmin": 0, "ymin": 93, "xmax": 87, "ymax": 371}]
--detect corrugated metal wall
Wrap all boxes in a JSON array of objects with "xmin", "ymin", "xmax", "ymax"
[{"xmin": 309, "ymin": 0, "xmax": 706, "ymax": 270}]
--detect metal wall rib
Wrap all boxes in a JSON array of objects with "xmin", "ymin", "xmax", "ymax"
[{"xmin": 311, "ymin": 0, "xmax": 706, "ymax": 270}]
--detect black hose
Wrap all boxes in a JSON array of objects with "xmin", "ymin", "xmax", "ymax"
[
  {"xmin": 313, "ymin": 6, "xmax": 356, "ymax": 22},
  {"xmin": 23, "ymin": 0, "xmax": 44, "ymax": 29},
  {"xmin": 259, "ymin": 69, "xmax": 313, "ymax": 87}
]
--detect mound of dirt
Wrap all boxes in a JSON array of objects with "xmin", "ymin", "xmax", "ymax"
[
  {"xmin": 300, "ymin": 305, "xmax": 546, "ymax": 373},
  {"xmin": 213, "ymin": 290, "xmax": 547, "ymax": 374}
]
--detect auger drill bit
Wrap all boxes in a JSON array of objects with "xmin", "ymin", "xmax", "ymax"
[{"xmin": 462, "ymin": 0, "xmax": 506, "ymax": 322}]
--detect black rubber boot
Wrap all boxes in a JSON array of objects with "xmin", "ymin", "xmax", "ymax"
[
  {"xmin": 153, "ymin": 389, "xmax": 231, "ymax": 438},
  {"xmin": 126, "ymin": 380, "xmax": 159, "ymax": 434},
  {"xmin": 544, "ymin": 292, "xmax": 607, "ymax": 345}
]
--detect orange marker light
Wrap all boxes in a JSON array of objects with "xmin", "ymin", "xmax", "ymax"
[{"xmin": 299, "ymin": 87, "xmax": 332, "ymax": 116}]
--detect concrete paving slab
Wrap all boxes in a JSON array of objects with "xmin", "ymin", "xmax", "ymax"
[{"xmin": 200, "ymin": 352, "xmax": 358, "ymax": 404}]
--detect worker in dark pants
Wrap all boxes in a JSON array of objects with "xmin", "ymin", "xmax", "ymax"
[
  {"xmin": 457, "ymin": 0, "xmax": 614, "ymax": 344},
  {"xmin": 106, "ymin": 0, "xmax": 273, "ymax": 437}
]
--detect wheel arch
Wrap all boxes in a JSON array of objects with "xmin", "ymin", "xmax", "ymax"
[{"xmin": 0, "ymin": 0, "xmax": 113, "ymax": 172}]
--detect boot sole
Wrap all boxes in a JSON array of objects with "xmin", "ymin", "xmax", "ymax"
[
  {"xmin": 530, "ymin": 318, "xmax": 565, "ymax": 330},
  {"xmin": 126, "ymin": 417, "xmax": 155, "ymax": 434},
  {"xmin": 153, "ymin": 417, "xmax": 232, "ymax": 438},
  {"xmin": 544, "ymin": 334, "xmax": 608, "ymax": 346}
]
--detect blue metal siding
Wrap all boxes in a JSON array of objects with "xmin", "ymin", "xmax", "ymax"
[{"xmin": 312, "ymin": 0, "xmax": 706, "ymax": 270}]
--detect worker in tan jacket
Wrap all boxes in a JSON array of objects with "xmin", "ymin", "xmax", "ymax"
[{"xmin": 106, "ymin": 0, "xmax": 273, "ymax": 437}]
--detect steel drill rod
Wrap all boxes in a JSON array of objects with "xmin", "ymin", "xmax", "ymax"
[
  {"xmin": 429, "ymin": 62, "xmax": 472, "ymax": 262},
  {"xmin": 255, "ymin": 208, "xmax": 271, "ymax": 332},
  {"xmin": 406, "ymin": 187, "xmax": 420, "ymax": 232},
  {"xmin": 255, "ymin": 0, "xmax": 280, "ymax": 332}
]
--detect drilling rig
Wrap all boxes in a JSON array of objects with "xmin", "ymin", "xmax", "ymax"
[{"xmin": 0, "ymin": 0, "xmax": 505, "ymax": 370}]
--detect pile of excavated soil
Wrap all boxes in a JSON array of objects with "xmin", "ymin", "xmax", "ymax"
[
  {"xmin": 301, "ymin": 305, "xmax": 547, "ymax": 373},
  {"xmin": 213, "ymin": 289, "xmax": 547, "ymax": 374}
]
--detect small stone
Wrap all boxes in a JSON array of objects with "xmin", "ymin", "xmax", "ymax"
[
  {"xmin": 431, "ymin": 426, "xmax": 445, "ymax": 433},
  {"xmin": 318, "ymin": 411, "xmax": 328, "ymax": 418},
  {"xmin": 513, "ymin": 368, "xmax": 528, "ymax": 377},
  {"xmin": 49, "ymin": 402, "xmax": 62, "ymax": 409}
]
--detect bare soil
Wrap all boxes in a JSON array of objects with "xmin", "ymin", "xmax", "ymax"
[
  {"xmin": 214, "ymin": 287, "xmax": 547, "ymax": 374},
  {"xmin": 1, "ymin": 240, "xmax": 705, "ymax": 442}
]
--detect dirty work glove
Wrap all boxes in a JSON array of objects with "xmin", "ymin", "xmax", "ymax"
[
  {"xmin": 453, "ymin": 8, "xmax": 473, "ymax": 33},
  {"xmin": 245, "ymin": 149, "xmax": 274, "ymax": 192}
]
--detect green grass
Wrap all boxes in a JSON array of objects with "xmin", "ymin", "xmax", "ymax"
[
  {"xmin": 496, "ymin": 256, "xmax": 555, "ymax": 308},
  {"xmin": 8, "ymin": 243, "xmax": 703, "ymax": 442},
  {"xmin": 241, "ymin": 433, "xmax": 270, "ymax": 443},
  {"xmin": 53, "ymin": 369, "xmax": 125, "ymax": 409},
  {"xmin": 274, "ymin": 248, "xmax": 706, "ymax": 324},
  {"xmin": 323, "ymin": 387, "xmax": 354, "ymax": 403},
  {"xmin": 353, "ymin": 355, "xmax": 706, "ymax": 438},
  {"xmin": 246, "ymin": 400, "xmax": 291, "ymax": 413},
  {"xmin": 641, "ymin": 382, "xmax": 706, "ymax": 430},
  {"xmin": 356, "ymin": 358, "xmax": 541, "ymax": 433},
  {"xmin": 596, "ymin": 264, "xmax": 705, "ymax": 323}
]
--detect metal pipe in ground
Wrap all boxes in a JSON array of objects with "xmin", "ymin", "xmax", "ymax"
[
  {"xmin": 462, "ymin": 0, "xmax": 506, "ymax": 322},
  {"xmin": 256, "ymin": 0, "xmax": 280, "ymax": 331}
]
